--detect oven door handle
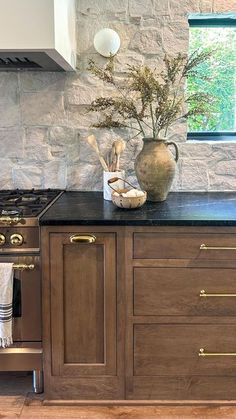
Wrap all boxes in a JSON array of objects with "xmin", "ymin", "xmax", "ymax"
[
  {"xmin": 0, "ymin": 217, "xmax": 25, "ymax": 226},
  {"xmin": 13, "ymin": 264, "xmax": 35, "ymax": 271}
]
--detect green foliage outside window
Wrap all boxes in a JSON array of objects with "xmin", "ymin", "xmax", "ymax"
[{"xmin": 187, "ymin": 27, "xmax": 236, "ymax": 132}]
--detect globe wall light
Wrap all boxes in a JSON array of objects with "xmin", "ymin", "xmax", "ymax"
[{"xmin": 93, "ymin": 28, "xmax": 121, "ymax": 57}]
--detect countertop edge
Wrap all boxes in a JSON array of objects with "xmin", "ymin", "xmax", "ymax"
[{"xmin": 39, "ymin": 219, "xmax": 236, "ymax": 227}]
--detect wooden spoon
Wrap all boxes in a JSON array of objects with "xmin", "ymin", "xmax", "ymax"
[
  {"xmin": 86, "ymin": 135, "xmax": 109, "ymax": 171},
  {"xmin": 114, "ymin": 139, "xmax": 126, "ymax": 171},
  {"xmin": 110, "ymin": 143, "xmax": 116, "ymax": 172}
]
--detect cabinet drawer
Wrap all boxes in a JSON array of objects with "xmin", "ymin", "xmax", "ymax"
[
  {"xmin": 133, "ymin": 232, "xmax": 236, "ymax": 260},
  {"xmin": 134, "ymin": 267, "xmax": 236, "ymax": 316},
  {"xmin": 134, "ymin": 324, "xmax": 236, "ymax": 377},
  {"xmin": 129, "ymin": 376, "xmax": 236, "ymax": 400}
]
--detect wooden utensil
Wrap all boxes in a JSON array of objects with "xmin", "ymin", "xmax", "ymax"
[
  {"xmin": 114, "ymin": 139, "xmax": 126, "ymax": 171},
  {"xmin": 110, "ymin": 143, "xmax": 116, "ymax": 172},
  {"xmin": 86, "ymin": 135, "xmax": 109, "ymax": 171}
]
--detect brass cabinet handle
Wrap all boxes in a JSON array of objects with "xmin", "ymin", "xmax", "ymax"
[
  {"xmin": 199, "ymin": 348, "xmax": 236, "ymax": 357},
  {"xmin": 0, "ymin": 347, "xmax": 42, "ymax": 354},
  {"xmin": 0, "ymin": 217, "xmax": 25, "ymax": 226},
  {"xmin": 70, "ymin": 234, "xmax": 96, "ymax": 244},
  {"xmin": 13, "ymin": 264, "xmax": 35, "ymax": 271},
  {"xmin": 200, "ymin": 289, "xmax": 236, "ymax": 297},
  {"xmin": 200, "ymin": 243, "xmax": 236, "ymax": 250}
]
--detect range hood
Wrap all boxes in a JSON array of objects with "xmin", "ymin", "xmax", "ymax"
[{"xmin": 0, "ymin": 0, "xmax": 76, "ymax": 71}]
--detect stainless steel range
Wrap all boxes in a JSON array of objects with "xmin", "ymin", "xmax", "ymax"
[{"xmin": 0, "ymin": 189, "xmax": 62, "ymax": 393}]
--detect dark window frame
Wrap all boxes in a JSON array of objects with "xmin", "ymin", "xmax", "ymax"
[
  {"xmin": 187, "ymin": 16, "xmax": 236, "ymax": 141},
  {"xmin": 188, "ymin": 132, "xmax": 236, "ymax": 141}
]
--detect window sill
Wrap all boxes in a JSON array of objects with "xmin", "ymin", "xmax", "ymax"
[{"xmin": 187, "ymin": 132, "xmax": 236, "ymax": 142}]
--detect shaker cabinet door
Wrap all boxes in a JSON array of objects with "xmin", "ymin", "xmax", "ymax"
[{"xmin": 49, "ymin": 231, "xmax": 117, "ymax": 377}]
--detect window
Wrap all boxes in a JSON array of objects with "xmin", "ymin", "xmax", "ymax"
[{"xmin": 187, "ymin": 14, "xmax": 236, "ymax": 141}]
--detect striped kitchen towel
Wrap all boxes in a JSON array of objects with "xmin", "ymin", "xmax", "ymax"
[{"xmin": 0, "ymin": 263, "xmax": 14, "ymax": 348}]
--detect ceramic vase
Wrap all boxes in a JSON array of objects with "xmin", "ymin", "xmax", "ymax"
[{"xmin": 134, "ymin": 138, "xmax": 179, "ymax": 202}]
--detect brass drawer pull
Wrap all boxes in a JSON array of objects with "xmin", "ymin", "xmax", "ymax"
[
  {"xmin": 0, "ymin": 217, "xmax": 25, "ymax": 226},
  {"xmin": 13, "ymin": 264, "xmax": 35, "ymax": 271},
  {"xmin": 200, "ymin": 289, "xmax": 236, "ymax": 298},
  {"xmin": 200, "ymin": 243, "xmax": 236, "ymax": 250},
  {"xmin": 70, "ymin": 234, "xmax": 96, "ymax": 244},
  {"xmin": 199, "ymin": 348, "xmax": 236, "ymax": 357}
]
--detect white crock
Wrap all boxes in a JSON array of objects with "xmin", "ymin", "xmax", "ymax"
[{"xmin": 103, "ymin": 170, "xmax": 125, "ymax": 201}]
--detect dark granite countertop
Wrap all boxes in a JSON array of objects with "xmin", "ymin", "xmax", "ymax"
[{"xmin": 39, "ymin": 191, "xmax": 236, "ymax": 226}]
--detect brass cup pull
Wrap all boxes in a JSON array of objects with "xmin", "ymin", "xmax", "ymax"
[
  {"xmin": 200, "ymin": 243, "xmax": 236, "ymax": 250},
  {"xmin": 70, "ymin": 234, "xmax": 96, "ymax": 244},
  {"xmin": 200, "ymin": 289, "xmax": 236, "ymax": 297},
  {"xmin": 199, "ymin": 348, "xmax": 236, "ymax": 357},
  {"xmin": 13, "ymin": 264, "xmax": 35, "ymax": 271},
  {"xmin": 0, "ymin": 217, "xmax": 25, "ymax": 226}
]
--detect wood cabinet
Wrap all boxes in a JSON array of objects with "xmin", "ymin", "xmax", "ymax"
[
  {"xmin": 42, "ymin": 226, "xmax": 125, "ymax": 400},
  {"xmin": 133, "ymin": 267, "xmax": 236, "ymax": 316},
  {"xmin": 126, "ymin": 227, "xmax": 236, "ymax": 401},
  {"xmin": 42, "ymin": 225, "xmax": 236, "ymax": 402}
]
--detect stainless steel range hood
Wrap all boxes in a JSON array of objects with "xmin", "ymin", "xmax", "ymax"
[{"xmin": 0, "ymin": 0, "xmax": 76, "ymax": 71}]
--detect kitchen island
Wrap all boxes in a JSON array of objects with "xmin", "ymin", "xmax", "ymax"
[{"xmin": 40, "ymin": 192, "xmax": 236, "ymax": 403}]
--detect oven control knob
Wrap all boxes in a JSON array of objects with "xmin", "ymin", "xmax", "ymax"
[
  {"xmin": 10, "ymin": 234, "xmax": 24, "ymax": 246},
  {"xmin": 0, "ymin": 234, "xmax": 6, "ymax": 246}
]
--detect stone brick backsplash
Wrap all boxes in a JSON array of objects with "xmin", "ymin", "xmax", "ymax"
[{"xmin": 0, "ymin": 0, "xmax": 235, "ymax": 191}]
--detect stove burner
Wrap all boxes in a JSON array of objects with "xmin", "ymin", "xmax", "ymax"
[
  {"xmin": 21, "ymin": 195, "xmax": 39, "ymax": 203},
  {"xmin": 4, "ymin": 196, "xmax": 21, "ymax": 204},
  {"xmin": 0, "ymin": 189, "xmax": 62, "ymax": 218}
]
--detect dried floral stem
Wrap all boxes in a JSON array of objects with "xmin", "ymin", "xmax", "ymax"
[
  {"xmin": 87, "ymin": 50, "xmax": 214, "ymax": 140},
  {"xmin": 150, "ymin": 103, "xmax": 156, "ymax": 138}
]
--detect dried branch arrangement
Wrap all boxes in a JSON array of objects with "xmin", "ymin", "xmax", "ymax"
[
  {"xmin": 86, "ymin": 135, "xmax": 126, "ymax": 172},
  {"xmin": 87, "ymin": 51, "xmax": 214, "ymax": 139}
]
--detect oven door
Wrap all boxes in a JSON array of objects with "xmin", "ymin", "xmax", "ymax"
[{"xmin": 0, "ymin": 255, "xmax": 41, "ymax": 342}]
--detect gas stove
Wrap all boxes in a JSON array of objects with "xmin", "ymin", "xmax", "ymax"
[
  {"xmin": 0, "ymin": 189, "xmax": 63, "ymax": 393},
  {"xmin": 0, "ymin": 189, "xmax": 63, "ymax": 227}
]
